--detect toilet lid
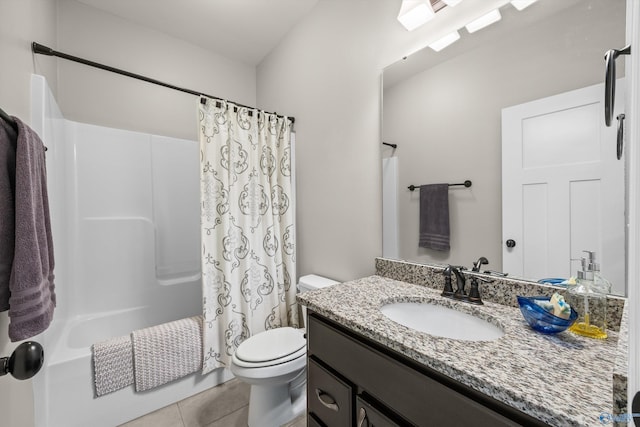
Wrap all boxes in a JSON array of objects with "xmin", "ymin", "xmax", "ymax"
[{"xmin": 235, "ymin": 327, "xmax": 306, "ymax": 363}]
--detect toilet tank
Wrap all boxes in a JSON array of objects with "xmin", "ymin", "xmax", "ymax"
[
  {"xmin": 298, "ymin": 274, "xmax": 340, "ymax": 293},
  {"xmin": 298, "ymin": 274, "xmax": 339, "ymax": 326}
]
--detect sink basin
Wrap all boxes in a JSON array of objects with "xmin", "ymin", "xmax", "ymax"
[{"xmin": 380, "ymin": 302, "xmax": 504, "ymax": 341}]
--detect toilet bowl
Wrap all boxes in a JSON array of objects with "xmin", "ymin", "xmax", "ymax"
[{"xmin": 230, "ymin": 274, "xmax": 339, "ymax": 427}]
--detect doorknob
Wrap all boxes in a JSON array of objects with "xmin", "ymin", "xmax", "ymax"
[
  {"xmin": 506, "ymin": 239, "xmax": 516, "ymax": 248},
  {"xmin": 0, "ymin": 341, "xmax": 44, "ymax": 380}
]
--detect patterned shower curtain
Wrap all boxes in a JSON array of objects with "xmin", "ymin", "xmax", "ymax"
[{"xmin": 198, "ymin": 97, "xmax": 298, "ymax": 374}]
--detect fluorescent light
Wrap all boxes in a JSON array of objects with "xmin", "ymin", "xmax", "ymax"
[
  {"xmin": 465, "ymin": 9, "xmax": 502, "ymax": 34},
  {"xmin": 429, "ymin": 31, "xmax": 461, "ymax": 52},
  {"xmin": 511, "ymin": 0, "xmax": 538, "ymax": 11},
  {"xmin": 397, "ymin": 0, "xmax": 435, "ymax": 31},
  {"xmin": 441, "ymin": 0, "xmax": 463, "ymax": 6}
]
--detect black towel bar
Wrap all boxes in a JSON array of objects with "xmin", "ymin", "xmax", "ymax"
[{"xmin": 408, "ymin": 180, "xmax": 472, "ymax": 192}]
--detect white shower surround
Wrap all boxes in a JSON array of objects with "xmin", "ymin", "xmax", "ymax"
[{"xmin": 30, "ymin": 75, "xmax": 232, "ymax": 427}]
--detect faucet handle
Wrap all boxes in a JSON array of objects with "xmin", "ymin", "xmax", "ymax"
[
  {"xmin": 441, "ymin": 266, "xmax": 454, "ymax": 297},
  {"xmin": 468, "ymin": 277, "xmax": 484, "ymax": 305}
]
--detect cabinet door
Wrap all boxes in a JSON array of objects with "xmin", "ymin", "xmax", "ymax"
[
  {"xmin": 308, "ymin": 358, "xmax": 353, "ymax": 426},
  {"xmin": 356, "ymin": 397, "xmax": 400, "ymax": 427}
]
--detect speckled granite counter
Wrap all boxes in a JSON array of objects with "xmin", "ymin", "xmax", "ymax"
[{"xmin": 298, "ymin": 275, "xmax": 622, "ymax": 427}]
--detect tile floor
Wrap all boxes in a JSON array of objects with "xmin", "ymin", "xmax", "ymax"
[{"xmin": 118, "ymin": 378, "xmax": 306, "ymax": 427}]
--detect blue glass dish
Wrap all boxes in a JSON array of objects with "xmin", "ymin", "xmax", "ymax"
[
  {"xmin": 517, "ymin": 296, "xmax": 578, "ymax": 334},
  {"xmin": 537, "ymin": 278, "xmax": 566, "ymax": 286}
]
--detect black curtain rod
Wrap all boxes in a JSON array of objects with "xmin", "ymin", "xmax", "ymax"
[
  {"xmin": 31, "ymin": 42, "xmax": 295, "ymax": 124},
  {"xmin": 408, "ymin": 180, "xmax": 472, "ymax": 191}
]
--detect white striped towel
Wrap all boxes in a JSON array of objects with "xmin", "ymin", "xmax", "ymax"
[
  {"xmin": 92, "ymin": 335, "xmax": 134, "ymax": 397},
  {"xmin": 131, "ymin": 316, "xmax": 203, "ymax": 392}
]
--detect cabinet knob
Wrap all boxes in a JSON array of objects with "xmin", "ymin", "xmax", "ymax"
[
  {"xmin": 315, "ymin": 388, "xmax": 339, "ymax": 412},
  {"xmin": 506, "ymin": 239, "xmax": 516, "ymax": 248},
  {"xmin": 357, "ymin": 407, "xmax": 367, "ymax": 427}
]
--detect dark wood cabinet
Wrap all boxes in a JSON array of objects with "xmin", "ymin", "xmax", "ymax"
[{"xmin": 306, "ymin": 312, "xmax": 547, "ymax": 427}]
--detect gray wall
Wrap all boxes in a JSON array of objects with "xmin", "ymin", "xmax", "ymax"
[
  {"xmin": 383, "ymin": 0, "xmax": 625, "ymax": 272},
  {"xmin": 256, "ymin": 0, "xmax": 513, "ymax": 281},
  {"xmin": 56, "ymin": 0, "xmax": 257, "ymax": 142},
  {"xmin": 0, "ymin": 1, "xmax": 57, "ymax": 424},
  {"xmin": 256, "ymin": 0, "xmax": 385, "ymax": 281}
]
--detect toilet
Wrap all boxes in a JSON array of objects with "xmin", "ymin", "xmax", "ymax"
[{"xmin": 230, "ymin": 274, "xmax": 339, "ymax": 427}]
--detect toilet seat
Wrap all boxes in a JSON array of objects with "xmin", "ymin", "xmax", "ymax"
[{"xmin": 233, "ymin": 327, "xmax": 306, "ymax": 368}]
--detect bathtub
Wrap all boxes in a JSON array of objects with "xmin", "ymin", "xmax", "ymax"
[
  {"xmin": 34, "ymin": 288, "xmax": 233, "ymax": 427},
  {"xmin": 30, "ymin": 75, "xmax": 232, "ymax": 427}
]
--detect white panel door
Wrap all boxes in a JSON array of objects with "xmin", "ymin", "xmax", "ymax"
[{"xmin": 502, "ymin": 81, "xmax": 625, "ymax": 294}]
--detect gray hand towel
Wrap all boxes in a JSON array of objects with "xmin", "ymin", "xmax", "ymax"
[
  {"xmin": 0, "ymin": 118, "xmax": 17, "ymax": 311},
  {"xmin": 3, "ymin": 116, "xmax": 56, "ymax": 341},
  {"xmin": 418, "ymin": 184, "xmax": 450, "ymax": 251}
]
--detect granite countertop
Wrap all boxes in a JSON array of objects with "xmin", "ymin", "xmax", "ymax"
[{"xmin": 298, "ymin": 275, "xmax": 620, "ymax": 427}]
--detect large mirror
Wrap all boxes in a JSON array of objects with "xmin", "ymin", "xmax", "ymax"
[{"xmin": 382, "ymin": 0, "xmax": 627, "ymax": 295}]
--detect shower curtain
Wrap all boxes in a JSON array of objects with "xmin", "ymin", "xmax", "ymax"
[{"xmin": 198, "ymin": 98, "xmax": 298, "ymax": 374}]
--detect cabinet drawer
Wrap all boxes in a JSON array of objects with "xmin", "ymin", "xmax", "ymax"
[
  {"xmin": 356, "ymin": 396, "xmax": 400, "ymax": 427},
  {"xmin": 308, "ymin": 358, "xmax": 353, "ymax": 426}
]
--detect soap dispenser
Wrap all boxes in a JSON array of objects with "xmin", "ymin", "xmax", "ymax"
[{"xmin": 566, "ymin": 251, "xmax": 611, "ymax": 339}]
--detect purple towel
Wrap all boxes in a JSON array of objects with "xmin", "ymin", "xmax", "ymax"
[
  {"xmin": 418, "ymin": 184, "xmax": 450, "ymax": 251},
  {"xmin": 0, "ymin": 118, "xmax": 17, "ymax": 311},
  {"xmin": 0, "ymin": 116, "xmax": 56, "ymax": 341}
]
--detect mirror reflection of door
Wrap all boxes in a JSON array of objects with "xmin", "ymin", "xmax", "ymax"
[
  {"xmin": 502, "ymin": 81, "xmax": 625, "ymax": 294},
  {"xmin": 381, "ymin": 0, "xmax": 626, "ymax": 294}
]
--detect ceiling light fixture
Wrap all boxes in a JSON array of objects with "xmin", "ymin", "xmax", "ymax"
[
  {"xmin": 397, "ymin": 0, "xmax": 435, "ymax": 31},
  {"xmin": 510, "ymin": 0, "xmax": 539, "ymax": 11},
  {"xmin": 429, "ymin": 31, "xmax": 461, "ymax": 52},
  {"xmin": 465, "ymin": 9, "xmax": 502, "ymax": 34},
  {"xmin": 441, "ymin": 0, "xmax": 463, "ymax": 6}
]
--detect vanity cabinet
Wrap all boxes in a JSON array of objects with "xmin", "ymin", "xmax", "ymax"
[{"xmin": 306, "ymin": 312, "xmax": 547, "ymax": 427}]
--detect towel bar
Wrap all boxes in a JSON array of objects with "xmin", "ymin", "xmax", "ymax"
[{"xmin": 408, "ymin": 180, "xmax": 472, "ymax": 192}]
